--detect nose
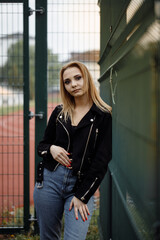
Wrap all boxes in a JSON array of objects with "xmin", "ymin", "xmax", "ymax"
[{"xmin": 71, "ymin": 80, "xmax": 77, "ymax": 87}]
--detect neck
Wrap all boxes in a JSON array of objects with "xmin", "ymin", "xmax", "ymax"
[{"xmin": 74, "ymin": 94, "xmax": 92, "ymax": 108}]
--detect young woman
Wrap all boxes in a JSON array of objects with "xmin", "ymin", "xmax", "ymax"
[{"xmin": 34, "ymin": 61, "xmax": 112, "ymax": 240}]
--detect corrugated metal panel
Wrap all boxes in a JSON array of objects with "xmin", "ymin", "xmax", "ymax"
[{"xmin": 99, "ymin": 0, "xmax": 160, "ymax": 239}]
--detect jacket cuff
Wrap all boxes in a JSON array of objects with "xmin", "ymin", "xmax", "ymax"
[
  {"xmin": 38, "ymin": 144, "xmax": 52, "ymax": 159},
  {"xmin": 74, "ymin": 177, "xmax": 100, "ymax": 204}
]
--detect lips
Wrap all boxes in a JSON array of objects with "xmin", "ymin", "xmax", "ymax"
[{"xmin": 72, "ymin": 89, "xmax": 80, "ymax": 93}]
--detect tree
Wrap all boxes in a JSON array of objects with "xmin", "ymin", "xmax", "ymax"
[
  {"xmin": 0, "ymin": 40, "xmax": 62, "ymax": 99},
  {"xmin": 48, "ymin": 48, "xmax": 62, "ymax": 91}
]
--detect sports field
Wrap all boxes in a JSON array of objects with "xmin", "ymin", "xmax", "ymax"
[{"xmin": 0, "ymin": 104, "xmax": 56, "ymax": 214}]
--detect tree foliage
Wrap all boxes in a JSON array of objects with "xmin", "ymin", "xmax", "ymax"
[{"xmin": 0, "ymin": 40, "xmax": 62, "ymax": 99}]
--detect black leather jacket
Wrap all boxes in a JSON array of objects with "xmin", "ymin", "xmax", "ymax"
[{"xmin": 37, "ymin": 103, "xmax": 112, "ymax": 203}]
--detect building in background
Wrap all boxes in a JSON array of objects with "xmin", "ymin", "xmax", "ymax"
[{"xmin": 0, "ymin": 85, "xmax": 23, "ymax": 107}]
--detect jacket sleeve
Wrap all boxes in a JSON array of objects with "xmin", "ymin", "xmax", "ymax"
[
  {"xmin": 74, "ymin": 113, "xmax": 112, "ymax": 204},
  {"xmin": 37, "ymin": 105, "xmax": 61, "ymax": 161}
]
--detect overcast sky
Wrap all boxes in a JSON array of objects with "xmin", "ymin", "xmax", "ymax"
[{"xmin": 0, "ymin": 1, "xmax": 100, "ymax": 62}]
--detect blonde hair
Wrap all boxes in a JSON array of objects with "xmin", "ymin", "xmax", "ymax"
[{"xmin": 60, "ymin": 61, "xmax": 112, "ymax": 120}]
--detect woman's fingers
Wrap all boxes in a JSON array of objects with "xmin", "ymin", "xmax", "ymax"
[
  {"xmin": 69, "ymin": 199, "xmax": 73, "ymax": 211},
  {"xmin": 58, "ymin": 155, "xmax": 72, "ymax": 168},
  {"xmin": 79, "ymin": 207, "xmax": 86, "ymax": 222},
  {"xmin": 85, "ymin": 205, "xmax": 90, "ymax": 216},
  {"xmin": 74, "ymin": 206, "xmax": 79, "ymax": 220},
  {"xmin": 82, "ymin": 206, "xmax": 88, "ymax": 221},
  {"xmin": 60, "ymin": 152, "xmax": 72, "ymax": 167},
  {"xmin": 57, "ymin": 154, "xmax": 70, "ymax": 165},
  {"xmin": 50, "ymin": 145, "xmax": 71, "ymax": 166},
  {"xmin": 70, "ymin": 197, "xmax": 89, "ymax": 221}
]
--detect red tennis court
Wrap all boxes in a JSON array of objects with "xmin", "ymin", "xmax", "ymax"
[{"xmin": 0, "ymin": 104, "xmax": 56, "ymax": 215}]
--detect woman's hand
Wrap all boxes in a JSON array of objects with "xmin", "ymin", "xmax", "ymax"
[
  {"xmin": 69, "ymin": 196, "xmax": 90, "ymax": 221},
  {"xmin": 50, "ymin": 145, "xmax": 72, "ymax": 167}
]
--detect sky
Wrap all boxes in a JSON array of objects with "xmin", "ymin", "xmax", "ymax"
[{"xmin": 0, "ymin": 1, "xmax": 100, "ymax": 62}]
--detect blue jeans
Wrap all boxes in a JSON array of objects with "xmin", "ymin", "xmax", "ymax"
[{"xmin": 34, "ymin": 165, "xmax": 94, "ymax": 240}]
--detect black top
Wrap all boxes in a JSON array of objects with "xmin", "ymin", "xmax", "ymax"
[{"xmin": 69, "ymin": 125, "xmax": 77, "ymax": 153}]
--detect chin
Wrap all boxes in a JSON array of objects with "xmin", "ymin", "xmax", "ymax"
[
  {"xmin": 71, "ymin": 92, "xmax": 81, "ymax": 96},
  {"xmin": 74, "ymin": 92, "xmax": 84, "ymax": 96}
]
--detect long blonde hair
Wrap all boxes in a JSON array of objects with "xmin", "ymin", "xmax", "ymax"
[{"xmin": 60, "ymin": 61, "xmax": 112, "ymax": 120}]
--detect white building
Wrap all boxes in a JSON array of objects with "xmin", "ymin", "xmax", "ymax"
[{"xmin": 0, "ymin": 85, "xmax": 23, "ymax": 107}]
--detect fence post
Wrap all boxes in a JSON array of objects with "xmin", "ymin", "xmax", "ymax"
[
  {"xmin": 34, "ymin": 0, "xmax": 47, "ymax": 232},
  {"xmin": 23, "ymin": 0, "xmax": 30, "ymax": 231}
]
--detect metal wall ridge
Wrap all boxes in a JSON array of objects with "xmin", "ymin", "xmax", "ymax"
[
  {"xmin": 98, "ymin": 16, "xmax": 154, "ymax": 83},
  {"xmin": 98, "ymin": 0, "xmax": 130, "ymax": 65},
  {"xmin": 108, "ymin": 162, "xmax": 151, "ymax": 240},
  {"xmin": 98, "ymin": 0, "xmax": 153, "ymax": 66}
]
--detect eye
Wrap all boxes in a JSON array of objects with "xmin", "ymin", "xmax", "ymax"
[
  {"xmin": 64, "ymin": 79, "xmax": 70, "ymax": 85},
  {"xmin": 75, "ymin": 75, "xmax": 81, "ymax": 80}
]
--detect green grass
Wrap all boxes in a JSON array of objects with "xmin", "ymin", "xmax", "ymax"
[
  {"xmin": 0, "ymin": 234, "xmax": 40, "ymax": 240},
  {"xmin": 1, "ymin": 209, "xmax": 100, "ymax": 240},
  {"xmin": 0, "ymin": 105, "xmax": 23, "ymax": 115},
  {"xmin": 0, "ymin": 97, "xmax": 61, "ymax": 116}
]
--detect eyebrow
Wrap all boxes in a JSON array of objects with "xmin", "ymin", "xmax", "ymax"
[{"xmin": 64, "ymin": 74, "xmax": 81, "ymax": 81}]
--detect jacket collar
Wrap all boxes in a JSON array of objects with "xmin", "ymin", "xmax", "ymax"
[
  {"xmin": 90, "ymin": 103, "xmax": 103, "ymax": 116},
  {"xmin": 57, "ymin": 103, "xmax": 102, "ymax": 130}
]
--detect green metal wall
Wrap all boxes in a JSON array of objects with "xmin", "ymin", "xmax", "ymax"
[{"xmin": 98, "ymin": 0, "xmax": 160, "ymax": 239}]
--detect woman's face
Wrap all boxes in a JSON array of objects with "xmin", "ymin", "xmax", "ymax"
[{"xmin": 63, "ymin": 67, "xmax": 86, "ymax": 98}]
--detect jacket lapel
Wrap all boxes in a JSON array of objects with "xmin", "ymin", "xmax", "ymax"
[{"xmin": 57, "ymin": 103, "xmax": 102, "ymax": 130}]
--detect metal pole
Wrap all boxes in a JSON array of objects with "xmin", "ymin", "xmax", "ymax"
[
  {"xmin": 23, "ymin": 0, "xmax": 30, "ymax": 231},
  {"xmin": 34, "ymin": 0, "xmax": 47, "ymax": 233}
]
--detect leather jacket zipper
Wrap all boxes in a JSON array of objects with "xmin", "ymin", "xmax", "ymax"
[
  {"xmin": 77, "ymin": 119, "xmax": 95, "ymax": 179},
  {"xmin": 54, "ymin": 118, "xmax": 70, "ymax": 171},
  {"xmin": 93, "ymin": 128, "xmax": 98, "ymax": 149},
  {"xmin": 81, "ymin": 177, "xmax": 98, "ymax": 201},
  {"xmin": 57, "ymin": 118, "xmax": 70, "ymax": 152},
  {"xmin": 53, "ymin": 162, "xmax": 60, "ymax": 171}
]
